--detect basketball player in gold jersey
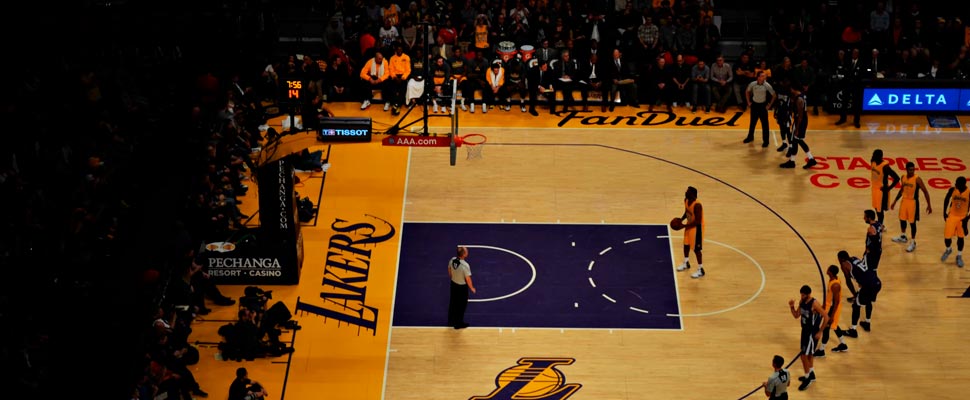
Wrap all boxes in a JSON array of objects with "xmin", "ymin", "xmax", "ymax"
[
  {"xmin": 817, "ymin": 265, "xmax": 849, "ymax": 356},
  {"xmin": 890, "ymin": 162, "xmax": 932, "ymax": 252},
  {"xmin": 676, "ymin": 186, "xmax": 706, "ymax": 278},
  {"xmin": 869, "ymin": 149, "xmax": 900, "ymax": 224},
  {"xmin": 941, "ymin": 176, "xmax": 970, "ymax": 267}
]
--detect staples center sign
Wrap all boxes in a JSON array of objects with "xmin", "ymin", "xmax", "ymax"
[
  {"xmin": 807, "ymin": 156, "xmax": 966, "ymax": 189},
  {"xmin": 862, "ymin": 88, "xmax": 970, "ymax": 112}
]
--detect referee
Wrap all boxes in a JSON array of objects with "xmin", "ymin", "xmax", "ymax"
[
  {"xmin": 447, "ymin": 246, "xmax": 476, "ymax": 329},
  {"xmin": 743, "ymin": 71, "xmax": 776, "ymax": 147}
]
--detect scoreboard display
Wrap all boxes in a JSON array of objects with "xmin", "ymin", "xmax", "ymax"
[{"xmin": 281, "ymin": 79, "xmax": 304, "ymax": 104}]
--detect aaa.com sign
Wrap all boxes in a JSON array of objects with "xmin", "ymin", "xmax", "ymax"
[
  {"xmin": 862, "ymin": 88, "xmax": 970, "ymax": 112},
  {"xmin": 807, "ymin": 156, "xmax": 966, "ymax": 189}
]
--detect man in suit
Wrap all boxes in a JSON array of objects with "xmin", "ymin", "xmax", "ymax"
[
  {"xmin": 527, "ymin": 59, "xmax": 556, "ymax": 116},
  {"xmin": 607, "ymin": 48, "xmax": 639, "ymax": 111},
  {"xmin": 536, "ymin": 39, "xmax": 559, "ymax": 64},
  {"xmin": 671, "ymin": 53, "xmax": 692, "ymax": 108},
  {"xmin": 579, "ymin": 53, "xmax": 607, "ymax": 112},
  {"xmin": 836, "ymin": 48, "xmax": 864, "ymax": 128},
  {"xmin": 552, "ymin": 50, "xmax": 582, "ymax": 113},
  {"xmin": 430, "ymin": 35, "xmax": 454, "ymax": 61},
  {"xmin": 647, "ymin": 56, "xmax": 674, "ymax": 112}
]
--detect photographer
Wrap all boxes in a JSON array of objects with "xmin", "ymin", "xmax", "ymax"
[
  {"xmin": 220, "ymin": 289, "xmax": 296, "ymax": 360},
  {"xmin": 229, "ymin": 367, "xmax": 267, "ymax": 400}
]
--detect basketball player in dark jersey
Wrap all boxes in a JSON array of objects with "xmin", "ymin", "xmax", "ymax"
[
  {"xmin": 779, "ymin": 85, "xmax": 817, "ymax": 169},
  {"xmin": 773, "ymin": 88, "xmax": 791, "ymax": 153},
  {"xmin": 863, "ymin": 209, "xmax": 885, "ymax": 274},
  {"xmin": 788, "ymin": 284, "xmax": 828, "ymax": 391},
  {"xmin": 838, "ymin": 250, "xmax": 882, "ymax": 337}
]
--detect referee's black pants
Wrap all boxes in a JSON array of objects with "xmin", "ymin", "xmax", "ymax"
[
  {"xmin": 448, "ymin": 282, "xmax": 469, "ymax": 327},
  {"xmin": 746, "ymin": 102, "xmax": 770, "ymax": 145}
]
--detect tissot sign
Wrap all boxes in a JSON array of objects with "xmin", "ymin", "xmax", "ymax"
[
  {"xmin": 318, "ymin": 117, "xmax": 373, "ymax": 143},
  {"xmin": 862, "ymin": 88, "xmax": 970, "ymax": 112}
]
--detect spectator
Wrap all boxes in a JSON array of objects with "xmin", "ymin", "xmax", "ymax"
[
  {"xmin": 733, "ymin": 52, "xmax": 756, "ymax": 112},
  {"xmin": 792, "ymin": 58, "xmax": 819, "ymax": 115},
  {"xmin": 328, "ymin": 53, "xmax": 355, "ymax": 102},
  {"xmin": 607, "ymin": 47, "xmax": 640, "ymax": 110},
  {"xmin": 647, "ymin": 56, "xmax": 674, "ymax": 112},
  {"xmin": 228, "ymin": 367, "xmax": 253, "ymax": 400},
  {"xmin": 690, "ymin": 59, "xmax": 712, "ymax": 113},
  {"xmin": 378, "ymin": 20, "xmax": 401, "ymax": 57},
  {"xmin": 696, "ymin": 16, "xmax": 720, "ymax": 64},
  {"xmin": 709, "ymin": 55, "xmax": 734, "ymax": 113},
  {"xmin": 325, "ymin": 18, "xmax": 347, "ymax": 49},
  {"xmin": 671, "ymin": 53, "xmax": 693, "ymax": 109},
  {"xmin": 870, "ymin": 2, "xmax": 892, "ymax": 53}
]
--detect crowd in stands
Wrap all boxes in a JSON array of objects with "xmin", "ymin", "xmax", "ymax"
[
  {"xmin": 1, "ymin": 1, "xmax": 967, "ymax": 400},
  {"xmin": 274, "ymin": 0, "xmax": 967, "ymax": 117}
]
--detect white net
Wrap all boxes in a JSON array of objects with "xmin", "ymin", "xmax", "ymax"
[
  {"xmin": 463, "ymin": 135, "xmax": 486, "ymax": 160},
  {"xmin": 465, "ymin": 143, "xmax": 484, "ymax": 159}
]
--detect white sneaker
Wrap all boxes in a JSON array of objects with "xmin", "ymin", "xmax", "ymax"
[
  {"xmin": 891, "ymin": 235, "xmax": 908, "ymax": 243},
  {"xmin": 383, "ymin": 102, "xmax": 391, "ymax": 111},
  {"xmin": 691, "ymin": 268, "xmax": 705, "ymax": 279},
  {"xmin": 521, "ymin": 104, "xmax": 527, "ymax": 112},
  {"xmin": 482, "ymin": 104, "xmax": 488, "ymax": 113},
  {"xmin": 460, "ymin": 103, "xmax": 468, "ymax": 111},
  {"xmin": 433, "ymin": 104, "xmax": 440, "ymax": 113},
  {"xmin": 942, "ymin": 247, "xmax": 953, "ymax": 262},
  {"xmin": 361, "ymin": 100, "xmax": 371, "ymax": 110},
  {"xmin": 906, "ymin": 241, "xmax": 916, "ymax": 252},
  {"xmin": 958, "ymin": 255, "xmax": 965, "ymax": 268},
  {"xmin": 470, "ymin": 104, "xmax": 476, "ymax": 113},
  {"xmin": 676, "ymin": 261, "xmax": 690, "ymax": 271},
  {"xmin": 504, "ymin": 104, "xmax": 511, "ymax": 111},
  {"xmin": 443, "ymin": 107, "xmax": 450, "ymax": 114}
]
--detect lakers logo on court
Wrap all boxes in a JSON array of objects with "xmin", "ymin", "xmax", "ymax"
[{"xmin": 471, "ymin": 357, "xmax": 581, "ymax": 400}]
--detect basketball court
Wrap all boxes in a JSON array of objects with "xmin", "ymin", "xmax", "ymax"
[{"xmin": 187, "ymin": 103, "xmax": 970, "ymax": 400}]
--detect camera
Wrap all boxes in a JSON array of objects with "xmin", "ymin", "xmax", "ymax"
[{"xmin": 240, "ymin": 286, "xmax": 272, "ymax": 311}]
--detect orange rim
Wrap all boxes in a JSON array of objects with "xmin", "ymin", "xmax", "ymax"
[{"xmin": 462, "ymin": 133, "xmax": 487, "ymax": 146}]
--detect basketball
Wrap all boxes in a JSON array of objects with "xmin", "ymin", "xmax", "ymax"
[{"xmin": 669, "ymin": 217, "xmax": 685, "ymax": 231}]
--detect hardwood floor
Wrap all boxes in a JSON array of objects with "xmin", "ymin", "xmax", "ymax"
[{"xmin": 190, "ymin": 103, "xmax": 970, "ymax": 400}]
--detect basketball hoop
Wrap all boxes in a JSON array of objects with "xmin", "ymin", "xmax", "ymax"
[{"xmin": 462, "ymin": 133, "xmax": 487, "ymax": 160}]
